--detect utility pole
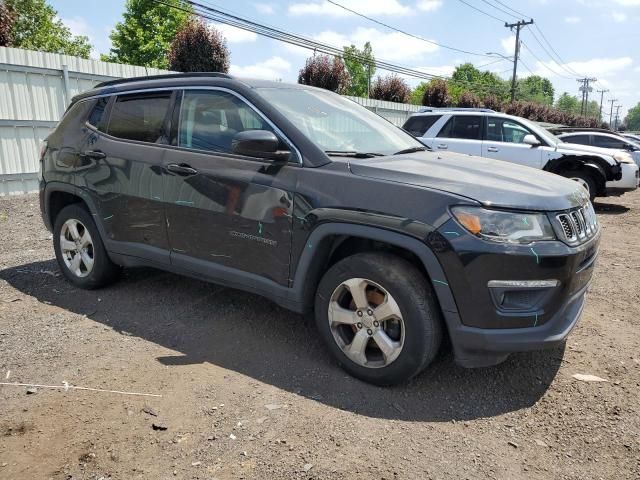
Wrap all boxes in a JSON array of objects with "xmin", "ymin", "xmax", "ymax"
[
  {"xmin": 596, "ymin": 89, "xmax": 609, "ymax": 122},
  {"xmin": 577, "ymin": 77, "xmax": 597, "ymax": 116},
  {"xmin": 505, "ymin": 19, "xmax": 534, "ymax": 102},
  {"xmin": 608, "ymin": 98, "xmax": 618, "ymax": 128},
  {"xmin": 613, "ymin": 104, "xmax": 622, "ymax": 131}
]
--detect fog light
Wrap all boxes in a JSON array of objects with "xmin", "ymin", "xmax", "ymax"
[
  {"xmin": 488, "ymin": 280, "xmax": 560, "ymax": 313},
  {"xmin": 487, "ymin": 280, "xmax": 559, "ymax": 288}
]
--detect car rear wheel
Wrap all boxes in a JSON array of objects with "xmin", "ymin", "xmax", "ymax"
[
  {"xmin": 315, "ymin": 252, "xmax": 443, "ymax": 385},
  {"xmin": 53, "ymin": 204, "xmax": 120, "ymax": 289},
  {"xmin": 563, "ymin": 170, "xmax": 597, "ymax": 201}
]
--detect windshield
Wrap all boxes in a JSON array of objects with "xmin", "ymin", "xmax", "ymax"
[
  {"xmin": 255, "ymin": 87, "xmax": 424, "ymax": 156},
  {"xmin": 518, "ymin": 117, "xmax": 561, "ymax": 146}
]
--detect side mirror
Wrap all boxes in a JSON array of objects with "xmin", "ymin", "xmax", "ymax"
[
  {"xmin": 232, "ymin": 130, "xmax": 291, "ymax": 162},
  {"xmin": 523, "ymin": 134, "xmax": 541, "ymax": 147}
]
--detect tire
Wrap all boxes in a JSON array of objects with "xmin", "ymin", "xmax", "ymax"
[
  {"xmin": 562, "ymin": 170, "xmax": 598, "ymax": 202},
  {"xmin": 53, "ymin": 204, "xmax": 120, "ymax": 289},
  {"xmin": 314, "ymin": 252, "xmax": 443, "ymax": 386}
]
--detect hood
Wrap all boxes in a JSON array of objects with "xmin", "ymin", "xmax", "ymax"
[
  {"xmin": 348, "ymin": 151, "xmax": 588, "ymax": 211},
  {"xmin": 555, "ymin": 141, "xmax": 619, "ymax": 159}
]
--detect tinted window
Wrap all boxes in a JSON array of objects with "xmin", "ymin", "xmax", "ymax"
[
  {"xmin": 107, "ymin": 92, "xmax": 172, "ymax": 143},
  {"xmin": 592, "ymin": 135, "xmax": 628, "ymax": 149},
  {"xmin": 486, "ymin": 117, "xmax": 535, "ymax": 144},
  {"xmin": 403, "ymin": 115, "xmax": 441, "ymax": 137},
  {"xmin": 561, "ymin": 135, "xmax": 591, "ymax": 146},
  {"xmin": 437, "ymin": 115, "xmax": 481, "ymax": 140},
  {"xmin": 178, "ymin": 90, "xmax": 272, "ymax": 155},
  {"xmin": 87, "ymin": 97, "xmax": 109, "ymax": 131}
]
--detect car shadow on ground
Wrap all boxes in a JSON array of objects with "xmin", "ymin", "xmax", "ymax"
[
  {"xmin": 0, "ymin": 260, "xmax": 564, "ymax": 423},
  {"xmin": 594, "ymin": 202, "xmax": 631, "ymax": 215}
]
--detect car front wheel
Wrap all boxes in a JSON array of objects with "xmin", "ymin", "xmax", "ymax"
[{"xmin": 315, "ymin": 252, "xmax": 443, "ymax": 385}]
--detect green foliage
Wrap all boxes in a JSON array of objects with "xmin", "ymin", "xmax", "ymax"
[
  {"xmin": 168, "ymin": 19, "xmax": 229, "ymax": 72},
  {"xmin": 298, "ymin": 54, "xmax": 350, "ymax": 94},
  {"xmin": 370, "ymin": 75, "xmax": 411, "ymax": 103},
  {"xmin": 517, "ymin": 75, "xmax": 554, "ymax": 105},
  {"xmin": 555, "ymin": 92, "xmax": 580, "ymax": 114},
  {"xmin": 342, "ymin": 42, "xmax": 375, "ymax": 97},
  {"xmin": 450, "ymin": 63, "xmax": 510, "ymax": 102},
  {"xmin": 421, "ymin": 79, "xmax": 450, "ymax": 107},
  {"xmin": 410, "ymin": 82, "xmax": 429, "ymax": 105},
  {"xmin": 625, "ymin": 103, "xmax": 640, "ymax": 131},
  {"xmin": 102, "ymin": 0, "xmax": 193, "ymax": 68},
  {"xmin": 4, "ymin": 0, "xmax": 92, "ymax": 57}
]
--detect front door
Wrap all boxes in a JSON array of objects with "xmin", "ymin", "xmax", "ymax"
[
  {"xmin": 482, "ymin": 116, "xmax": 544, "ymax": 169},
  {"xmin": 163, "ymin": 89, "xmax": 296, "ymax": 286}
]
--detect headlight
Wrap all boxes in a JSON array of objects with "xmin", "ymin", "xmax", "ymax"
[
  {"xmin": 613, "ymin": 152, "xmax": 634, "ymax": 164},
  {"xmin": 451, "ymin": 206, "xmax": 556, "ymax": 244}
]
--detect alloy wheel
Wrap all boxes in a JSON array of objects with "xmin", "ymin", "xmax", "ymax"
[{"xmin": 60, "ymin": 218, "xmax": 95, "ymax": 278}]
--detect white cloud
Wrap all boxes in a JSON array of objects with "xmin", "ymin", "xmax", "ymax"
[
  {"xmin": 501, "ymin": 36, "xmax": 516, "ymax": 55},
  {"xmin": 612, "ymin": 11, "xmax": 628, "ymax": 21},
  {"xmin": 288, "ymin": 0, "xmax": 412, "ymax": 16},
  {"xmin": 213, "ymin": 24, "xmax": 258, "ymax": 43},
  {"xmin": 416, "ymin": 0, "xmax": 442, "ymax": 12},
  {"xmin": 230, "ymin": 56, "xmax": 291, "ymax": 80},
  {"xmin": 564, "ymin": 16, "xmax": 582, "ymax": 23},
  {"xmin": 60, "ymin": 16, "xmax": 111, "ymax": 58},
  {"xmin": 614, "ymin": 0, "xmax": 640, "ymax": 5},
  {"xmin": 254, "ymin": 3, "xmax": 275, "ymax": 14},
  {"xmin": 533, "ymin": 57, "xmax": 633, "ymax": 79},
  {"xmin": 309, "ymin": 27, "xmax": 438, "ymax": 62}
]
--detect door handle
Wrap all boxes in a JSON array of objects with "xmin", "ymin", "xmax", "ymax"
[
  {"xmin": 436, "ymin": 144, "xmax": 448, "ymax": 150},
  {"xmin": 487, "ymin": 147, "xmax": 499, "ymax": 153},
  {"xmin": 81, "ymin": 150, "xmax": 106, "ymax": 160},
  {"xmin": 167, "ymin": 163, "xmax": 198, "ymax": 175}
]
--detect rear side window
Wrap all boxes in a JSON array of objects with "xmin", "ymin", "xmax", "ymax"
[
  {"xmin": 403, "ymin": 115, "xmax": 441, "ymax": 137},
  {"xmin": 87, "ymin": 97, "xmax": 109, "ymax": 131},
  {"xmin": 437, "ymin": 115, "xmax": 482, "ymax": 140},
  {"xmin": 107, "ymin": 92, "xmax": 172, "ymax": 143},
  {"xmin": 592, "ymin": 135, "xmax": 627, "ymax": 149},
  {"xmin": 561, "ymin": 134, "xmax": 591, "ymax": 146}
]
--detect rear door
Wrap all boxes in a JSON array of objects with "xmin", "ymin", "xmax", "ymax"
[
  {"xmin": 162, "ymin": 88, "xmax": 296, "ymax": 286},
  {"xmin": 482, "ymin": 116, "xmax": 544, "ymax": 169},
  {"xmin": 403, "ymin": 115, "xmax": 442, "ymax": 142},
  {"xmin": 431, "ymin": 115, "xmax": 483, "ymax": 155},
  {"xmin": 76, "ymin": 90, "xmax": 174, "ymax": 264}
]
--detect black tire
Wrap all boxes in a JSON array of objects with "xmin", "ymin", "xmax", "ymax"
[
  {"xmin": 53, "ymin": 204, "xmax": 120, "ymax": 289},
  {"xmin": 315, "ymin": 252, "xmax": 443, "ymax": 386},
  {"xmin": 562, "ymin": 170, "xmax": 598, "ymax": 202}
]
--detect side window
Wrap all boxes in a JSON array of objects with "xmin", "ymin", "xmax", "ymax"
[
  {"xmin": 107, "ymin": 92, "xmax": 172, "ymax": 143},
  {"xmin": 87, "ymin": 97, "xmax": 109, "ymax": 131},
  {"xmin": 593, "ymin": 135, "xmax": 627, "ymax": 149},
  {"xmin": 562, "ymin": 135, "xmax": 591, "ymax": 146},
  {"xmin": 486, "ymin": 117, "xmax": 535, "ymax": 144},
  {"xmin": 403, "ymin": 115, "xmax": 441, "ymax": 137},
  {"xmin": 437, "ymin": 115, "xmax": 481, "ymax": 140},
  {"xmin": 178, "ymin": 90, "xmax": 273, "ymax": 155}
]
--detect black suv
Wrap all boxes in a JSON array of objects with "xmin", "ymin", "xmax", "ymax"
[{"xmin": 40, "ymin": 74, "xmax": 599, "ymax": 385}]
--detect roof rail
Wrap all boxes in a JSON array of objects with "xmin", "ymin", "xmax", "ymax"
[
  {"xmin": 417, "ymin": 107, "xmax": 496, "ymax": 113},
  {"xmin": 548, "ymin": 126, "xmax": 617, "ymax": 135},
  {"xmin": 95, "ymin": 72, "xmax": 234, "ymax": 89}
]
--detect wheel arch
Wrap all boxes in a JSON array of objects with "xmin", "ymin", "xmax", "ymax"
[
  {"xmin": 44, "ymin": 183, "xmax": 106, "ymax": 239},
  {"xmin": 544, "ymin": 155, "xmax": 609, "ymax": 194}
]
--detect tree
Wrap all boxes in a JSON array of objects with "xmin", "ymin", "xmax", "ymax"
[
  {"xmin": 3, "ymin": 0, "xmax": 91, "ymax": 57},
  {"xmin": 483, "ymin": 94, "xmax": 502, "ymax": 111},
  {"xmin": 102, "ymin": 0, "xmax": 193, "ymax": 68},
  {"xmin": 342, "ymin": 42, "xmax": 375, "ymax": 97},
  {"xmin": 421, "ymin": 79, "xmax": 450, "ymax": 107},
  {"xmin": 298, "ymin": 54, "xmax": 350, "ymax": 93},
  {"xmin": 370, "ymin": 75, "xmax": 411, "ymax": 103},
  {"xmin": 625, "ymin": 103, "xmax": 640, "ymax": 131},
  {"xmin": 410, "ymin": 82, "xmax": 428, "ymax": 105},
  {"xmin": 457, "ymin": 91, "xmax": 481, "ymax": 108},
  {"xmin": 168, "ymin": 19, "xmax": 229, "ymax": 72},
  {"xmin": 0, "ymin": 2, "xmax": 15, "ymax": 47},
  {"xmin": 517, "ymin": 75, "xmax": 554, "ymax": 105},
  {"xmin": 555, "ymin": 92, "xmax": 580, "ymax": 115},
  {"xmin": 450, "ymin": 63, "xmax": 509, "ymax": 103}
]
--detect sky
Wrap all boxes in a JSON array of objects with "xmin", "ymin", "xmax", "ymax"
[{"xmin": 49, "ymin": 0, "xmax": 640, "ymax": 120}]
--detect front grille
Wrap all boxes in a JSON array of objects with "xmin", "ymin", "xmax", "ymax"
[{"xmin": 555, "ymin": 203, "xmax": 598, "ymax": 245}]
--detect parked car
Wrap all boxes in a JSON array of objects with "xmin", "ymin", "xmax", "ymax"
[
  {"xmin": 556, "ymin": 131, "xmax": 640, "ymax": 168},
  {"xmin": 41, "ymin": 74, "xmax": 600, "ymax": 385},
  {"xmin": 403, "ymin": 110, "xmax": 639, "ymax": 200},
  {"xmin": 622, "ymin": 133, "xmax": 640, "ymax": 143}
]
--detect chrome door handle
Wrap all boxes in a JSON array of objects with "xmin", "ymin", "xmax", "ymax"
[
  {"xmin": 81, "ymin": 150, "xmax": 106, "ymax": 160},
  {"xmin": 487, "ymin": 147, "xmax": 499, "ymax": 153},
  {"xmin": 436, "ymin": 144, "xmax": 448, "ymax": 150},
  {"xmin": 167, "ymin": 163, "xmax": 198, "ymax": 175}
]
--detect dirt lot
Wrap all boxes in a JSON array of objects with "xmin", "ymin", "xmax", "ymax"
[{"xmin": 0, "ymin": 192, "xmax": 639, "ymax": 480}]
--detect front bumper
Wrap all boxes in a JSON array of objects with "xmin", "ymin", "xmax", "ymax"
[{"xmin": 605, "ymin": 162, "xmax": 639, "ymax": 194}]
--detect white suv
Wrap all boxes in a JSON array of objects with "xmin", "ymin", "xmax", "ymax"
[{"xmin": 403, "ymin": 110, "xmax": 639, "ymax": 200}]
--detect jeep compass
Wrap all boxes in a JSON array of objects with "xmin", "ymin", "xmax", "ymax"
[{"xmin": 40, "ymin": 74, "xmax": 600, "ymax": 385}]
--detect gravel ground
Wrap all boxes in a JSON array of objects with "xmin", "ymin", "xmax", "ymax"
[{"xmin": 0, "ymin": 192, "xmax": 639, "ymax": 480}]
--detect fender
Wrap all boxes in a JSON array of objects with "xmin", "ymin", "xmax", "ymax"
[{"xmin": 543, "ymin": 154, "xmax": 620, "ymax": 182}]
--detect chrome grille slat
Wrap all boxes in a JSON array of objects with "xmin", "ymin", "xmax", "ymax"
[{"xmin": 555, "ymin": 204, "xmax": 598, "ymax": 245}]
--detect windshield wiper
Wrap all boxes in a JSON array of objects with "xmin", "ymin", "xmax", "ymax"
[
  {"xmin": 393, "ymin": 146, "xmax": 428, "ymax": 155},
  {"xmin": 324, "ymin": 150, "xmax": 385, "ymax": 158}
]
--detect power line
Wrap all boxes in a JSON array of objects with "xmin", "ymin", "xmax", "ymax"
[
  {"xmin": 525, "ymin": 26, "xmax": 582, "ymax": 78},
  {"xmin": 455, "ymin": 0, "xmax": 507, "ymax": 23},
  {"xmin": 532, "ymin": 25, "xmax": 583, "ymax": 76},
  {"xmin": 519, "ymin": 41, "xmax": 575, "ymax": 80},
  {"xmin": 505, "ymin": 19, "xmax": 534, "ymax": 102},
  {"xmin": 325, "ymin": 0, "xmax": 493, "ymax": 57},
  {"xmin": 490, "ymin": 0, "xmax": 529, "ymax": 19},
  {"xmin": 477, "ymin": 0, "xmax": 519, "ymax": 20}
]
